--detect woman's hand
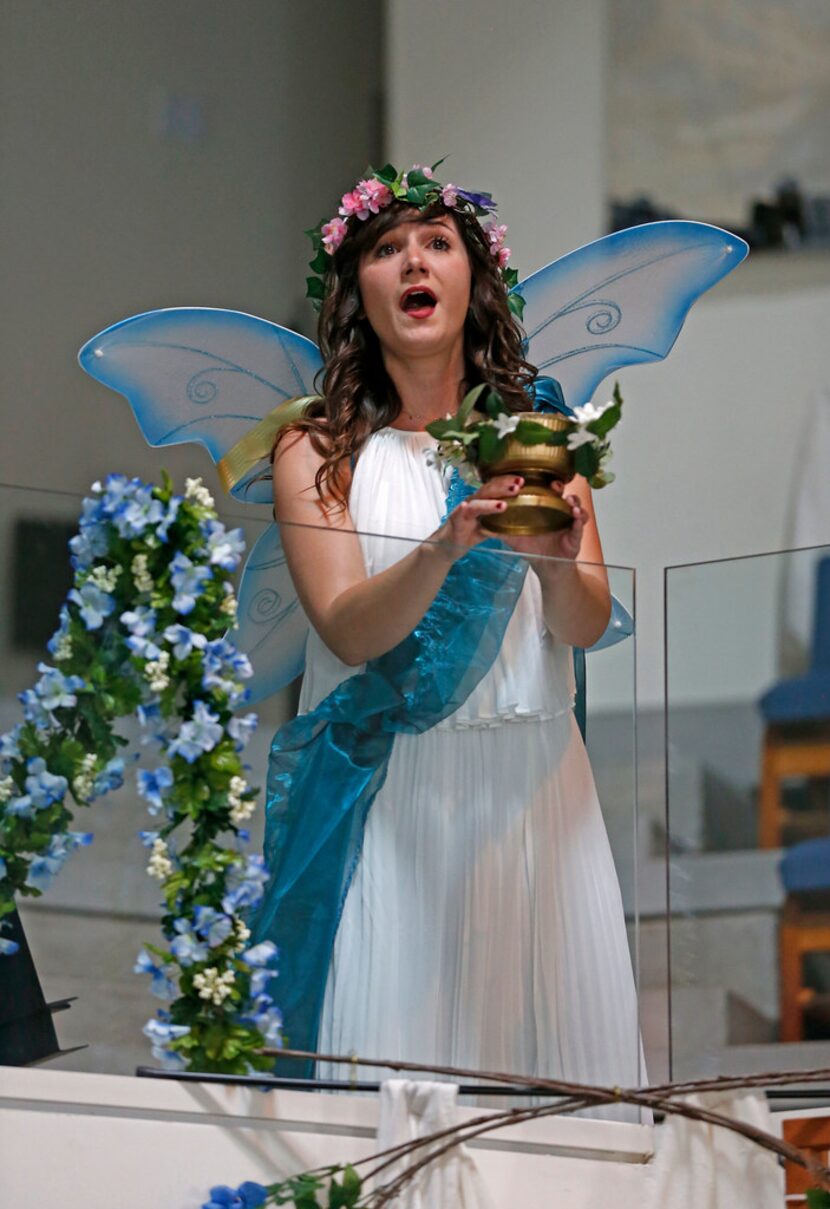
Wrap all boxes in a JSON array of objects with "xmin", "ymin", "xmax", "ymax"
[
  {"xmin": 433, "ymin": 474, "xmax": 526, "ymax": 556},
  {"xmin": 434, "ymin": 475, "xmax": 590, "ymax": 562},
  {"xmin": 442, "ymin": 471, "xmax": 610, "ymax": 649},
  {"xmin": 505, "ymin": 480, "xmax": 589, "ymax": 562}
]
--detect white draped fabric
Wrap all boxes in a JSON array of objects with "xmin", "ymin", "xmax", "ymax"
[
  {"xmin": 307, "ymin": 428, "xmax": 643, "ymax": 1114},
  {"xmin": 374, "ymin": 1080, "xmax": 496, "ymax": 1209},
  {"xmin": 647, "ymin": 1091, "xmax": 783, "ymax": 1207}
]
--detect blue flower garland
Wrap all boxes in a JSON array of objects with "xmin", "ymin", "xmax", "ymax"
[{"xmin": 0, "ymin": 473, "xmax": 281, "ymax": 1074}]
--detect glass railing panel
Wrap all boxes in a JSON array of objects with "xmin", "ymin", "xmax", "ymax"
[
  {"xmin": 0, "ymin": 480, "xmax": 643, "ymax": 1118},
  {"xmin": 666, "ymin": 545, "xmax": 830, "ymax": 1084}
]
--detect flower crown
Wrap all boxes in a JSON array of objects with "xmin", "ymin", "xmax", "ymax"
[{"xmin": 305, "ymin": 159, "xmax": 524, "ymax": 319}]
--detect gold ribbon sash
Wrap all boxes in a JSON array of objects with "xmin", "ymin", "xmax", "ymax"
[{"xmin": 217, "ymin": 394, "xmax": 321, "ymax": 494}]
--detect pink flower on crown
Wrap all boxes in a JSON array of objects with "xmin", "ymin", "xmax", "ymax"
[
  {"xmin": 410, "ymin": 163, "xmax": 433, "ymax": 179},
  {"xmin": 498, "ymin": 245, "xmax": 512, "ymax": 269},
  {"xmin": 484, "ymin": 221, "xmax": 509, "ymax": 255},
  {"xmin": 359, "ymin": 177, "xmax": 393, "ymax": 214},
  {"xmin": 339, "ymin": 189, "xmax": 366, "ymax": 220},
  {"xmin": 441, "ymin": 184, "xmax": 459, "ymax": 207},
  {"xmin": 321, "ymin": 217, "xmax": 348, "ymax": 255}
]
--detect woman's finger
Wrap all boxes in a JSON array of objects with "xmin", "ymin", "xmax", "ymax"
[
  {"xmin": 456, "ymin": 498, "xmax": 509, "ymax": 517},
  {"xmin": 474, "ymin": 475, "xmax": 524, "ymax": 500}
]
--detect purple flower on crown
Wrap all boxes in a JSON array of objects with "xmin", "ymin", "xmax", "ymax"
[{"xmin": 457, "ymin": 188, "xmax": 497, "ymax": 211}]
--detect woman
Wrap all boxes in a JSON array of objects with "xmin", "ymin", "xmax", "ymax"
[{"xmin": 257, "ymin": 165, "xmax": 642, "ymax": 1102}]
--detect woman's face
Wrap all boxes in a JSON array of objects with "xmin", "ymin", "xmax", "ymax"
[{"xmin": 357, "ymin": 214, "xmax": 472, "ymax": 363}]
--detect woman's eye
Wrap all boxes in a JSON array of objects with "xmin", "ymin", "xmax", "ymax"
[
  {"xmin": 431, "ymin": 236, "xmax": 450, "ymax": 250},
  {"xmin": 375, "ymin": 242, "xmax": 398, "ymax": 257}
]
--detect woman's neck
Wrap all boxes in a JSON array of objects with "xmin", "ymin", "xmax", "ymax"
[{"xmin": 383, "ymin": 347, "xmax": 465, "ymax": 431}]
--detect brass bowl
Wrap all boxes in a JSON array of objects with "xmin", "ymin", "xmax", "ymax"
[{"xmin": 479, "ymin": 412, "xmax": 574, "ymax": 536}]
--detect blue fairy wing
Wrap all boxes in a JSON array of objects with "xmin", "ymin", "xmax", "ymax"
[
  {"xmin": 78, "ymin": 307, "xmax": 323, "ymax": 504},
  {"xmin": 586, "ymin": 595, "xmax": 634, "ymax": 653},
  {"xmin": 518, "ymin": 221, "xmax": 748, "ymax": 409},
  {"xmin": 235, "ymin": 524, "xmax": 308, "ymax": 703},
  {"xmin": 78, "ymin": 306, "xmax": 319, "ymax": 692}
]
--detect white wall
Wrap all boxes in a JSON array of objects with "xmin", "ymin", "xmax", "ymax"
[
  {"xmin": 603, "ymin": 272, "xmax": 830, "ymax": 705},
  {"xmin": 386, "ymin": 0, "xmax": 607, "ymax": 270},
  {"xmin": 386, "ymin": 0, "xmax": 830, "ymax": 708},
  {"xmin": 1, "ymin": 1067, "xmax": 656, "ymax": 1209}
]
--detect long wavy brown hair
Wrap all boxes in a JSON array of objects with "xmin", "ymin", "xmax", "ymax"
[{"xmin": 274, "ymin": 200, "xmax": 536, "ymax": 507}]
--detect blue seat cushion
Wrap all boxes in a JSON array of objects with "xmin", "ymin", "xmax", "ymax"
[
  {"xmin": 780, "ymin": 837, "xmax": 830, "ymax": 893},
  {"xmin": 760, "ymin": 673, "xmax": 830, "ymax": 724}
]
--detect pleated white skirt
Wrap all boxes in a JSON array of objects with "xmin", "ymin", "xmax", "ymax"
[{"xmin": 318, "ymin": 712, "xmax": 644, "ymax": 1117}]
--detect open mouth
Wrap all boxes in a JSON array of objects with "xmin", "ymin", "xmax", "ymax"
[{"xmin": 400, "ymin": 288, "xmax": 438, "ymax": 316}]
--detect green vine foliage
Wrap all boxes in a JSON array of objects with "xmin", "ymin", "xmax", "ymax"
[
  {"xmin": 204, "ymin": 1166, "xmax": 363, "ymax": 1209},
  {"xmin": 0, "ymin": 473, "xmax": 281, "ymax": 1073},
  {"xmin": 426, "ymin": 382, "xmax": 623, "ymax": 489}
]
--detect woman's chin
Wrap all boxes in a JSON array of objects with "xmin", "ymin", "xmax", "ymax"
[{"xmin": 384, "ymin": 320, "xmax": 461, "ymax": 359}]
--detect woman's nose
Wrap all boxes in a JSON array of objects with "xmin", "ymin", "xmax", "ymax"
[{"xmin": 402, "ymin": 243, "xmax": 426, "ymax": 275}]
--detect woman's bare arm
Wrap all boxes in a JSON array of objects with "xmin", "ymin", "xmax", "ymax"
[{"xmin": 273, "ymin": 432, "xmax": 513, "ymax": 666}]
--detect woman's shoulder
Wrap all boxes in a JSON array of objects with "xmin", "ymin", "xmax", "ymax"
[{"xmin": 272, "ymin": 420, "xmax": 355, "ymax": 525}]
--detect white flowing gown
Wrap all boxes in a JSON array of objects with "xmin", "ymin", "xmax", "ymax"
[{"xmin": 299, "ymin": 427, "xmax": 643, "ymax": 1103}]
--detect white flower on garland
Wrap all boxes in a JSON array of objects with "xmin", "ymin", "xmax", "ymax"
[
  {"xmin": 72, "ymin": 753, "xmax": 97, "ymax": 803},
  {"xmin": 220, "ymin": 584, "xmax": 238, "ymax": 619},
  {"xmin": 87, "ymin": 564, "xmax": 122, "ymax": 592},
  {"xmin": 566, "ymin": 427, "xmax": 599, "ymax": 451},
  {"xmin": 184, "ymin": 476, "xmax": 214, "ymax": 509},
  {"xmin": 145, "ymin": 651, "xmax": 171, "ymax": 693},
  {"xmin": 492, "ymin": 413, "xmax": 519, "ymax": 439},
  {"xmin": 131, "ymin": 553, "xmax": 153, "ymax": 593},
  {"xmin": 232, "ymin": 918, "xmax": 252, "ymax": 952},
  {"xmin": 193, "ymin": 966, "xmax": 236, "ymax": 1005},
  {"xmin": 571, "ymin": 398, "xmax": 614, "ymax": 425},
  {"xmin": 228, "ymin": 775, "xmax": 255, "ymax": 824},
  {"xmin": 147, "ymin": 836, "xmax": 173, "ymax": 880}
]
